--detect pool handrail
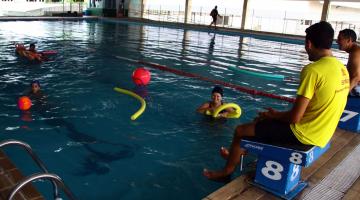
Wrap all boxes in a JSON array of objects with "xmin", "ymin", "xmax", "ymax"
[
  {"xmin": 7, "ymin": 173, "xmax": 77, "ymax": 200},
  {"xmin": 0, "ymin": 139, "xmax": 75, "ymax": 200}
]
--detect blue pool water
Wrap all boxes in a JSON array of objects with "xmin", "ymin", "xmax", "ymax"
[{"xmin": 0, "ymin": 19, "xmax": 347, "ymax": 199}]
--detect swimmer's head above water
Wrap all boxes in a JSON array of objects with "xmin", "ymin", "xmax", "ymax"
[
  {"xmin": 212, "ymin": 86, "xmax": 223, "ymax": 96},
  {"xmin": 31, "ymin": 80, "xmax": 40, "ymax": 94},
  {"xmin": 29, "ymin": 43, "xmax": 36, "ymax": 52},
  {"xmin": 211, "ymin": 86, "xmax": 223, "ymax": 104}
]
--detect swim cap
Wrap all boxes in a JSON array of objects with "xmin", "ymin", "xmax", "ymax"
[
  {"xmin": 31, "ymin": 80, "xmax": 40, "ymax": 87},
  {"xmin": 212, "ymin": 86, "xmax": 223, "ymax": 96}
]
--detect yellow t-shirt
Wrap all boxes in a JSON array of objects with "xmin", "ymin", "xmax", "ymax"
[{"xmin": 290, "ymin": 56, "xmax": 349, "ymax": 147}]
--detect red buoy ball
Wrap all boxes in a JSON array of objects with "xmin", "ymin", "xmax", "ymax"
[
  {"xmin": 18, "ymin": 96, "xmax": 32, "ymax": 111},
  {"xmin": 132, "ymin": 68, "xmax": 151, "ymax": 86}
]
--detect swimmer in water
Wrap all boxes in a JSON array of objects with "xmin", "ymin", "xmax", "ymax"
[{"xmin": 197, "ymin": 86, "xmax": 234, "ymax": 118}]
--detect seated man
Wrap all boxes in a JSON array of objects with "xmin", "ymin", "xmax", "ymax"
[
  {"xmin": 197, "ymin": 86, "xmax": 234, "ymax": 118},
  {"xmin": 337, "ymin": 29, "xmax": 360, "ymax": 96},
  {"xmin": 203, "ymin": 21, "xmax": 350, "ymax": 180}
]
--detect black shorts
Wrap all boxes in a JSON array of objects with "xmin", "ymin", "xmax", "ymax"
[
  {"xmin": 212, "ymin": 16, "xmax": 217, "ymax": 23},
  {"xmin": 252, "ymin": 119, "xmax": 303, "ymax": 146}
]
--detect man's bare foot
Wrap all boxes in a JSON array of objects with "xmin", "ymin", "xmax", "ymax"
[
  {"xmin": 203, "ymin": 168, "xmax": 231, "ymax": 181},
  {"xmin": 220, "ymin": 147, "xmax": 229, "ymax": 160},
  {"xmin": 220, "ymin": 147, "xmax": 247, "ymax": 160}
]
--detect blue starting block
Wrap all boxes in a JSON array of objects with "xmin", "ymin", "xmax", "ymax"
[
  {"xmin": 240, "ymin": 138, "xmax": 330, "ymax": 199},
  {"xmin": 338, "ymin": 97, "xmax": 360, "ymax": 132}
]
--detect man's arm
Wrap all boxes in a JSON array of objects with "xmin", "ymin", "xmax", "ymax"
[
  {"xmin": 257, "ymin": 95, "xmax": 310, "ymax": 123},
  {"xmin": 348, "ymin": 51, "xmax": 360, "ymax": 90}
]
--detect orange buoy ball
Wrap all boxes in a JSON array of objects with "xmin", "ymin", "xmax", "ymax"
[
  {"xmin": 132, "ymin": 68, "xmax": 151, "ymax": 86},
  {"xmin": 18, "ymin": 96, "xmax": 32, "ymax": 111}
]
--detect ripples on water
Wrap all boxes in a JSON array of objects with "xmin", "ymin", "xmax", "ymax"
[{"xmin": 0, "ymin": 20, "xmax": 348, "ymax": 200}]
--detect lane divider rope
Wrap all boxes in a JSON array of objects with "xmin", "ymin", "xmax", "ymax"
[{"xmin": 116, "ymin": 56, "xmax": 296, "ymax": 103}]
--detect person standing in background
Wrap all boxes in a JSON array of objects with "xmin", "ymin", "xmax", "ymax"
[
  {"xmin": 337, "ymin": 29, "xmax": 360, "ymax": 96},
  {"xmin": 209, "ymin": 6, "xmax": 221, "ymax": 28}
]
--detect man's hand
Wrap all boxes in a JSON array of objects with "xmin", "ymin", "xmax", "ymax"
[{"xmin": 254, "ymin": 107, "xmax": 276, "ymax": 122}]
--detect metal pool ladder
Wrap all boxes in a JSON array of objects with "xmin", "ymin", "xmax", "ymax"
[{"xmin": 0, "ymin": 139, "xmax": 77, "ymax": 200}]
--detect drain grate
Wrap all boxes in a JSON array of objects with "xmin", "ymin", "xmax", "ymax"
[{"xmin": 302, "ymin": 144, "xmax": 360, "ymax": 200}]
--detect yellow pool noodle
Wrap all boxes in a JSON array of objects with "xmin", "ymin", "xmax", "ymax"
[{"xmin": 114, "ymin": 87, "xmax": 146, "ymax": 120}]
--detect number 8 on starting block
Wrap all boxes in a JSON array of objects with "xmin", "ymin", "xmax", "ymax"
[{"xmin": 241, "ymin": 138, "xmax": 330, "ymax": 199}]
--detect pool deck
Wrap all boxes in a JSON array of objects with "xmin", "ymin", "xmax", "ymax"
[{"xmin": 203, "ymin": 128, "xmax": 360, "ymax": 200}]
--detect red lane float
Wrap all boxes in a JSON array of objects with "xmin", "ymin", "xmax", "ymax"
[
  {"xmin": 115, "ymin": 56, "xmax": 296, "ymax": 103},
  {"xmin": 137, "ymin": 60, "xmax": 296, "ymax": 103}
]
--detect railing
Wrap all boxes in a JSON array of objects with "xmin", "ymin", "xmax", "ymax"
[
  {"xmin": 1, "ymin": 3, "xmax": 360, "ymax": 40},
  {"xmin": 42, "ymin": 3, "xmax": 84, "ymax": 15},
  {"xmin": 142, "ymin": 9, "xmax": 185, "ymax": 23},
  {"xmin": 8, "ymin": 173, "xmax": 76, "ymax": 200},
  {"xmin": 0, "ymin": 2, "xmax": 84, "ymax": 17},
  {"xmin": 129, "ymin": 7, "xmax": 360, "ymax": 38},
  {"xmin": 0, "ymin": 139, "xmax": 77, "ymax": 200}
]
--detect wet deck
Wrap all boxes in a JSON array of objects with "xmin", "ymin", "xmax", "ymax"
[{"xmin": 203, "ymin": 128, "xmax": 360, "ymax": 200}]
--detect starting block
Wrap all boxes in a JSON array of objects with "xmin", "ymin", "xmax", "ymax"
[
  {"xmin": 240, "ymin": 138, "xmax": 330, "ymax": 199},
  {"xmin": 338, "ymin": 97, "xmax": 360, "ymax": 132}
]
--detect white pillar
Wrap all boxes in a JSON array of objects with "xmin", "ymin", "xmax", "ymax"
[
  {"xmin": 321, "ymin": 0, "xmax": 330, "ymax": 21},
  {"xmin": 141, "ymin": 0, "xmax": 146, "ymax": 18},
  {"xmin": 240, "ymin": 0, "xmax": 248, "ymax": 30},
  {"xmin": 184, "ymin": 0, "xmax": 192, "ymax": 24}
]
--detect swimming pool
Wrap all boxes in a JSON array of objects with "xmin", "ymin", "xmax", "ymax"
[{"xmin": 0, "ymin": 19, "xmax": 348, "ymax": 199}]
